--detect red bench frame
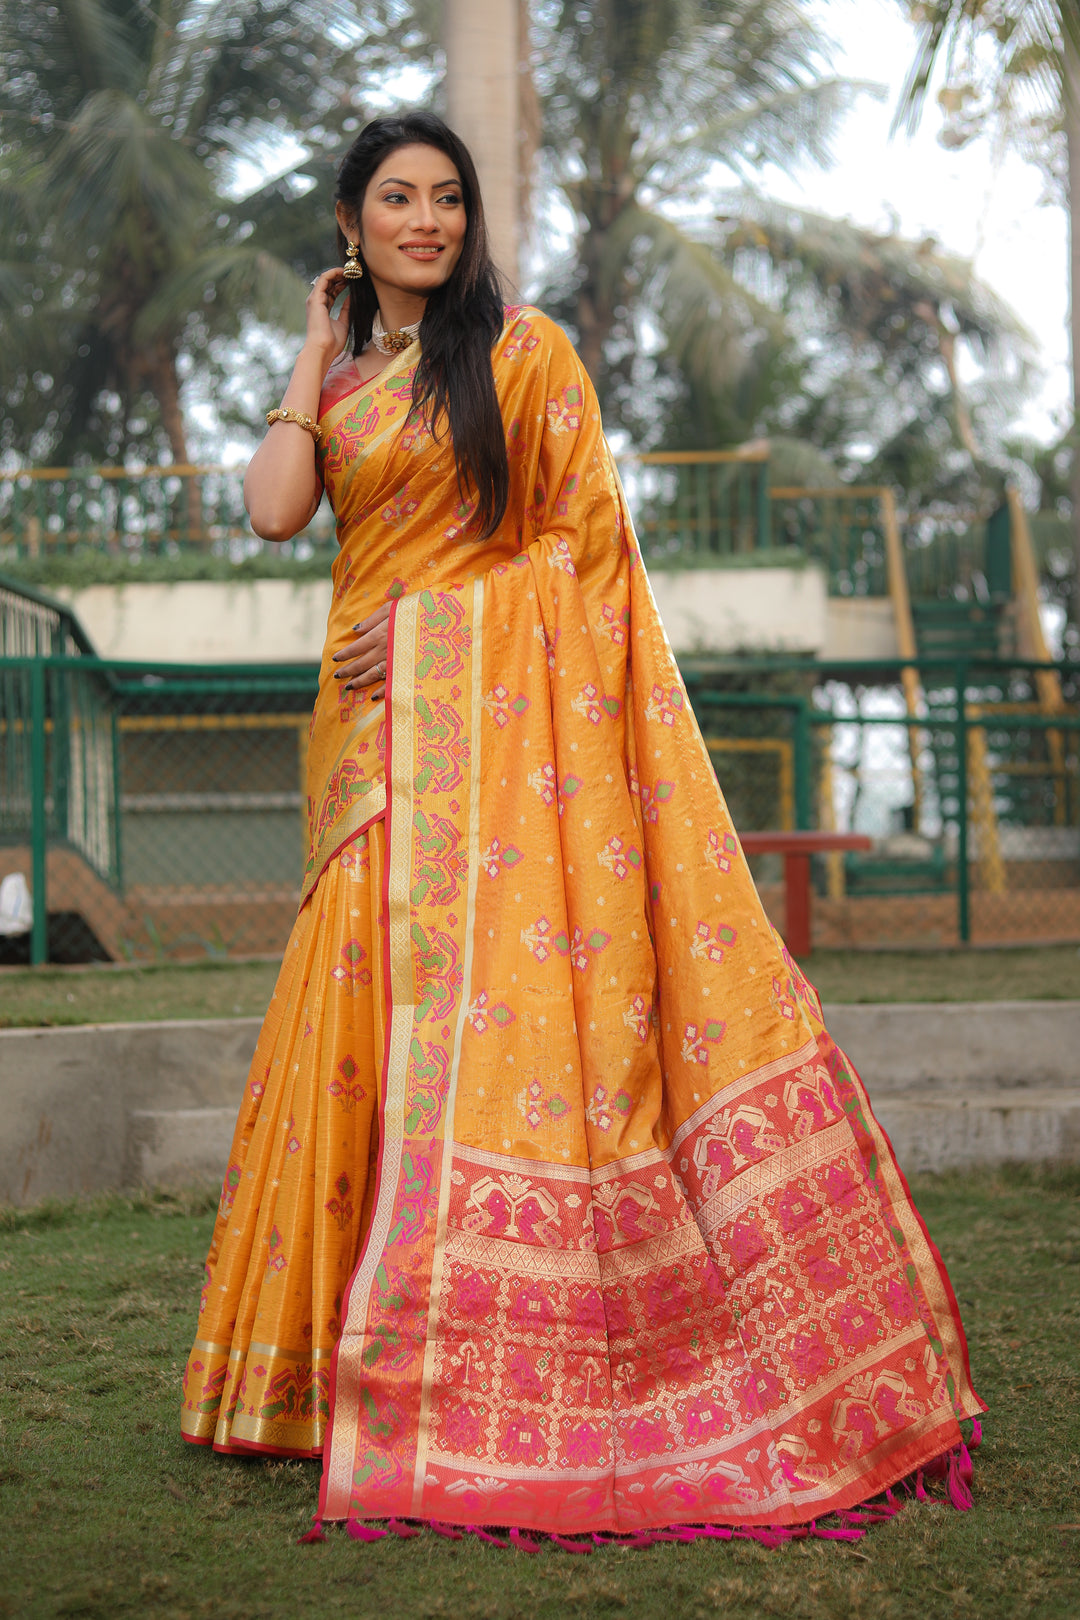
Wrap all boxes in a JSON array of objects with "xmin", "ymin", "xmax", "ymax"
[{"xmin": 738, "ymin": 831, "xmax": 873, "ymax": 956}]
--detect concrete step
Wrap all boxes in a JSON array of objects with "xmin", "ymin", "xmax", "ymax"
[
  {"xmin": 127, "ymin": 1106, "xmax": 239, "ymax": 1188},
  {"xmin": 3, "ymin": 1004, "xmax": 1079, "ymax": 1205},
  {"xmin": 874, "ymin": 1088, "xmax": 1080, "ymax": 1175}
]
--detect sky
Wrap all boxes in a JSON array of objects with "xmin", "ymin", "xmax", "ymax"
[{"xmin": 776, "ymin": 0, "xmax": 1069, "ymax": 446}]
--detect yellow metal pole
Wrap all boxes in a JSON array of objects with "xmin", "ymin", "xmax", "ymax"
[{"xmin": 881, "ymin": 487, "xmax": 924, "ymax": 823}]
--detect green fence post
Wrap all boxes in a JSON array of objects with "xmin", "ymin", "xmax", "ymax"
[
  {"xmin": 111, "ymin": 706, "xmax": 124, "ymax": 888},
  {"xmin": 755, "ymin": 458, "xmax": 771, "ymax": 550},
  {"xmin": 955, "ymin": 661, "xmax": 970, "ymax": 944},
  {"xmin": 793, "ymin": 699, "xmax": 813, "ymax": 830},
  {"xmin": 29, "ymin": 660, "xmax": 48, "ymax": 965}
]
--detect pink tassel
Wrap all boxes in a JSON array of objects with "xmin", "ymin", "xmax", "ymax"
[
  {"xmin": 970, "ymin": 1418, "xmax": 983, "ymax": 1450},
  {"xmin": 811, "ymin": 1526, "xmax": 865, "ymax": 1542},
  {"xmin": 946, "ymin": 1446, "xmax": 974, "ymax": 1511},
  {"xmin": 298, "ymin": 1523, "xmax": 326, "ymax": 1544},
  {"xmin": 914, "ymin": 1470, "xmax": 928, "ymax": 1502},
  {"xmin": 387, "ymin": 1519, "xmax": 422, "ymax": 1539},
  {"xmin": 469, "ymin": 1527, "xmax": 510, "ymax": 1549},
  {"xmin": 510, "ymin": 1527, "xmax": 542, "ymax": 1554},
  {"xmin": 551, "ymin": 1535, "xmax": 592, "ymax": 1554},
  {"xmin": 735, "ymin": 1527, "xmax": 788, "ymax": 1548},
  {"xmin": 430, "ymin": 1521, "xmax": 463, "ymax": 1540},
  {"xmin": 346, "ymin": 1520, "xmax": 387, "ymax": 1543}
]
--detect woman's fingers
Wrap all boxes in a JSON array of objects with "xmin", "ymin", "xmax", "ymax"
[{"xmin": 331, "ymin": 602, "xmax": 392, "ymax": 693}]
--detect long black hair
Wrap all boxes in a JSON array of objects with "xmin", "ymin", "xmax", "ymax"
[{"xmin": 335, "ymin": 111, "xmax": 510, "ymax": 539}]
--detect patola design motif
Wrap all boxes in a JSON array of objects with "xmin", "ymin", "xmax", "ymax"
[{"xmin": 182, "ymin": 308, "xmax": 981, "ymax": 1534}]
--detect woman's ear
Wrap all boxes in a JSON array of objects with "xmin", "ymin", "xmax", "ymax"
[{"xmin": 335, "ymin": 200, "xmax": 356, "ymax": 241}]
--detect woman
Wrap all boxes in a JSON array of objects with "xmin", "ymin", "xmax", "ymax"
[{"xmin": 181, "ymin": 111, "xmax": 982, "ymax": 1541}]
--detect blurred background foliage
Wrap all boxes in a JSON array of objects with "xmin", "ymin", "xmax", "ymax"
[{"xmin": 0, "ymin": 0, "xmax": 1062, "ymax": 566}]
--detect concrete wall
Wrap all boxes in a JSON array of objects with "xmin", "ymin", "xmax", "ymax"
[
  {"xmin": 55, "ymin": 579, "xmax": 332, "ymax": 665},
  {"xmin": 58, "ymin": 567, "xmax": 900, "ymax": 664},
  {"xmin": 2, "ymin": 1002, "xmax": 1078, "ymax": 1205},
  {"xmin": 0, "ymin": 1018, "xmax": 260, "ymax": 1205},
  {"xmin": 823, "ymin": 596, "xmax": 900, "ymax": 661}
]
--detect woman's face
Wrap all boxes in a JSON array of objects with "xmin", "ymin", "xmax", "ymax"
[{"xmin": 338, "ymin": 142, "xmax": 467, "ymax": 302}]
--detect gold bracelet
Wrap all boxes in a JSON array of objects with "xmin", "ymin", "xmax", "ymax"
[{"xmin": 266, "ymin": 407, "xmax": 321, "ymax": 444}]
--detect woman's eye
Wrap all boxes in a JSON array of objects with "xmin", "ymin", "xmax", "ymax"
[
  {"xmin": 382, "ymin": 191, "xmax": 408, "ymax": 204},
  {"xmin": 438, "ymin": 193, "xmax": 462, "ymax": 205}
]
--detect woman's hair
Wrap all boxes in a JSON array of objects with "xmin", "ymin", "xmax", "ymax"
[{"xmin": 335, "ymin": 110, "xmax": 510, "ymax": 539}]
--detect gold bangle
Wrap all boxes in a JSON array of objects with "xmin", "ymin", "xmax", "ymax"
[{"xmin": 266, "ymin": 407, "xmax": 321, "ymax": 444}]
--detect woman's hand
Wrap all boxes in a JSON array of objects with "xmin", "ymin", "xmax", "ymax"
[
  {"xmin": 332, "ymin": 602, "xmax": 392, "ymax": 700},
  {"xmin": 305, "ymin": 268, "xmax": 352, "ymax": 366}
]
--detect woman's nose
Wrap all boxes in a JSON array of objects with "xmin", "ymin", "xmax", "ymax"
[{"xmin": 410, "ymin": 201, "xmax": 439, "ymax": 232}]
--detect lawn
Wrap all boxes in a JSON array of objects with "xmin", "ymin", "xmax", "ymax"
[
  {"xmin": 1, "ymin": 944, "xmax": 1077, "ymax": 1030},
  {"xmin": 1, "ymin": 1168, "xmax": 1078, "ymax": 1620}
]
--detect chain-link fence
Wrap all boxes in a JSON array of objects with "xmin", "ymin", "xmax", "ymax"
[
  {"xmin": 1, "ymin": 655, "xmax": 316, "ymax": 963},
  {"xmin": 2, "ymin": 651, "xmax": 1078, "ymax": 962},
  {"xmin": 685, "ymin": 656, "xmax": 1080, "ymax": 948}
]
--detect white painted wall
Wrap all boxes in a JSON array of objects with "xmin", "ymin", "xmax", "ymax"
[
  {"xmin": 55, "ymin": 579, "xmax": 333, "ymax": 665},
  {"xmin": 649, "ymin": 566, "xmax": 829, "ymax": 655},
  {"xmin": 823, "ymin": 596, "xmax": 900, "ymax": 661},
  {"xmin": 56, "ymin": 568, "xmax": 901, "ymax": 664}
]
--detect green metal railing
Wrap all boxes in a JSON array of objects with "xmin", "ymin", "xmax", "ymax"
[
  {"xmin": 0, "ymin": 465, "xmax": 336, "ymax": 557},
  {"xmin": 683, "ymin": 654, "xmax": 1080, "ymax": 946},
  {"xmin": 1, "ymin": 460, "xmax": 1071, "ymax": 619},
  {"xmin": 3, "ymin": 650, "xmax": 1078, "ymax": 961},
  {"xmin": 1, "ymin": 655, "xmax": 319, "ymax": 964},
  {"xmin": 621, "ymin": 450, "xmax": 773, "ymax": 563}
]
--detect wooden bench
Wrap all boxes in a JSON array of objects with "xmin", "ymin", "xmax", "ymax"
[{"xmin": 739, "ymin": 831, "xmax": 873, "ymax": 956}]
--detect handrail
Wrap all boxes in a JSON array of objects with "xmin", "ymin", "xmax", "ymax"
[{"xmin": 0, "ymin": 463, "xmax": 239, "ymax": 482}]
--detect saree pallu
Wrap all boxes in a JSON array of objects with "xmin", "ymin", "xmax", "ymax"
[{"xmin": 181, "ymin": 307, "xmax": 983, "ymax": 1533}]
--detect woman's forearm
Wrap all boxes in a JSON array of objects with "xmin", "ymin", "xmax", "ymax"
[{"xmin": 244, "ymin": 341, "xmax": 337, "ymax": 542}]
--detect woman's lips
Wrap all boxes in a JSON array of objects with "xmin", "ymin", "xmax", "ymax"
[{"xmin": 399, "ymin": 244, "xmax": 444, "ymax": 259}]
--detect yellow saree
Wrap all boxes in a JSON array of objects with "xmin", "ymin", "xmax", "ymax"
[{"xmin": 181, "ymin": 307, "xmax": 982, "ymax": 1537}]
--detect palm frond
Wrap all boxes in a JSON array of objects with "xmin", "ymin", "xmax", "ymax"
[
  {"xmin": 42, "ymin": 88, "xmax": 214, "ymax": 250},
  {"xmin": 134, "ymin": 245, "xmax": 309, "ymax": 342},
  {"xmin": 642, "ymin": 78, "xmax": 882, "ymax": 184}
]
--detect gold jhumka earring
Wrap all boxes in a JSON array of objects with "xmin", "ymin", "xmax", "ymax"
[{"xmin": 343, "ymin": 241, "xmax": 364, "ymax": 280}]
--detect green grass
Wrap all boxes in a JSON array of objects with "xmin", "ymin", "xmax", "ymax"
[
  {"xmin": 1, "ymin": 1170, "xmax": 1078, "ymax": 1619},
  {"xmin": 801, "ymin": 945, "xmax": 1080, "ymax": 1005},
  {"xmin": 0, "ymin": 959, "xmax": 279, "ymax": 1028},
  {"xmin": 1, "ymin": 945, "xmax": 1076, "ymax": 1030}
]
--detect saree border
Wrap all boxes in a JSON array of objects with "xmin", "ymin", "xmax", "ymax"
[
  {"xmin": 318, "ymin": 594, "xmax": 410, "ymax": 1523},
  {"xmin": 300, "ymin": 788, "xmax": 387, "ymax": 908},
  {"xmin": 316, "ymin": 340, "xmax": 420, "ymax": 444},
  {"xmin": 411, "ymin": 574, "xmax": 486, "ymax": 1512},
  {"xmin": 835, "ymin": 1042, "xmax": 983, "ymax": 1419}
]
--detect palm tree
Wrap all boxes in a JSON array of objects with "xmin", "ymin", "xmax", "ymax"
[
  {"xmin": 0, "ymin": 0, "xmax": 418, "ymax": 469},
  {"xmin": 893, "ymin": 0, "xmax": 1080, "ymax": 632},
  {"xmin": 716, "ymin": 197, "xmax": 1034, "ymax": 505},
  {"xmin": 529, "ymin": 0, "xmax": 864, "ymax": 439}
]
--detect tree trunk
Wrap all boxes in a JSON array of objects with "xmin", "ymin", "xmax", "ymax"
[
  {"xmin": 575, "ymin": 282, "xmax": 610, "ymax": 384},
  {"xmin": 1065, "ymin": 14, "xmax": 1080, "ymax": 645},
  {"xmin": 146, "ymin": 341, "xmax": 202, "ymax": 543},
  {"xmin": 936, "ymin": 323, "xmax": 982, "ymax": 466},
  {"xmin": 446, "ymin": 0, "xmax": 520, "ymax": 287}
]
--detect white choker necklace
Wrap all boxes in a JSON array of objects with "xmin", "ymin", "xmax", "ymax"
[{"xmin": 371, "ymin": 311, "xmax": 421, "ymax": 356}]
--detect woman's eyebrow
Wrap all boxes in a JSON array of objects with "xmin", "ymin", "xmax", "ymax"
[{"xmin": 376, "ymin": 176, "xmax": 461, "ymax": 189}]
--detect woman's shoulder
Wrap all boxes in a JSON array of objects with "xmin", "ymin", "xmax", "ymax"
[{"xmin": 497, "ymin": 305, "xmax": 582, "ymax": 369}]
